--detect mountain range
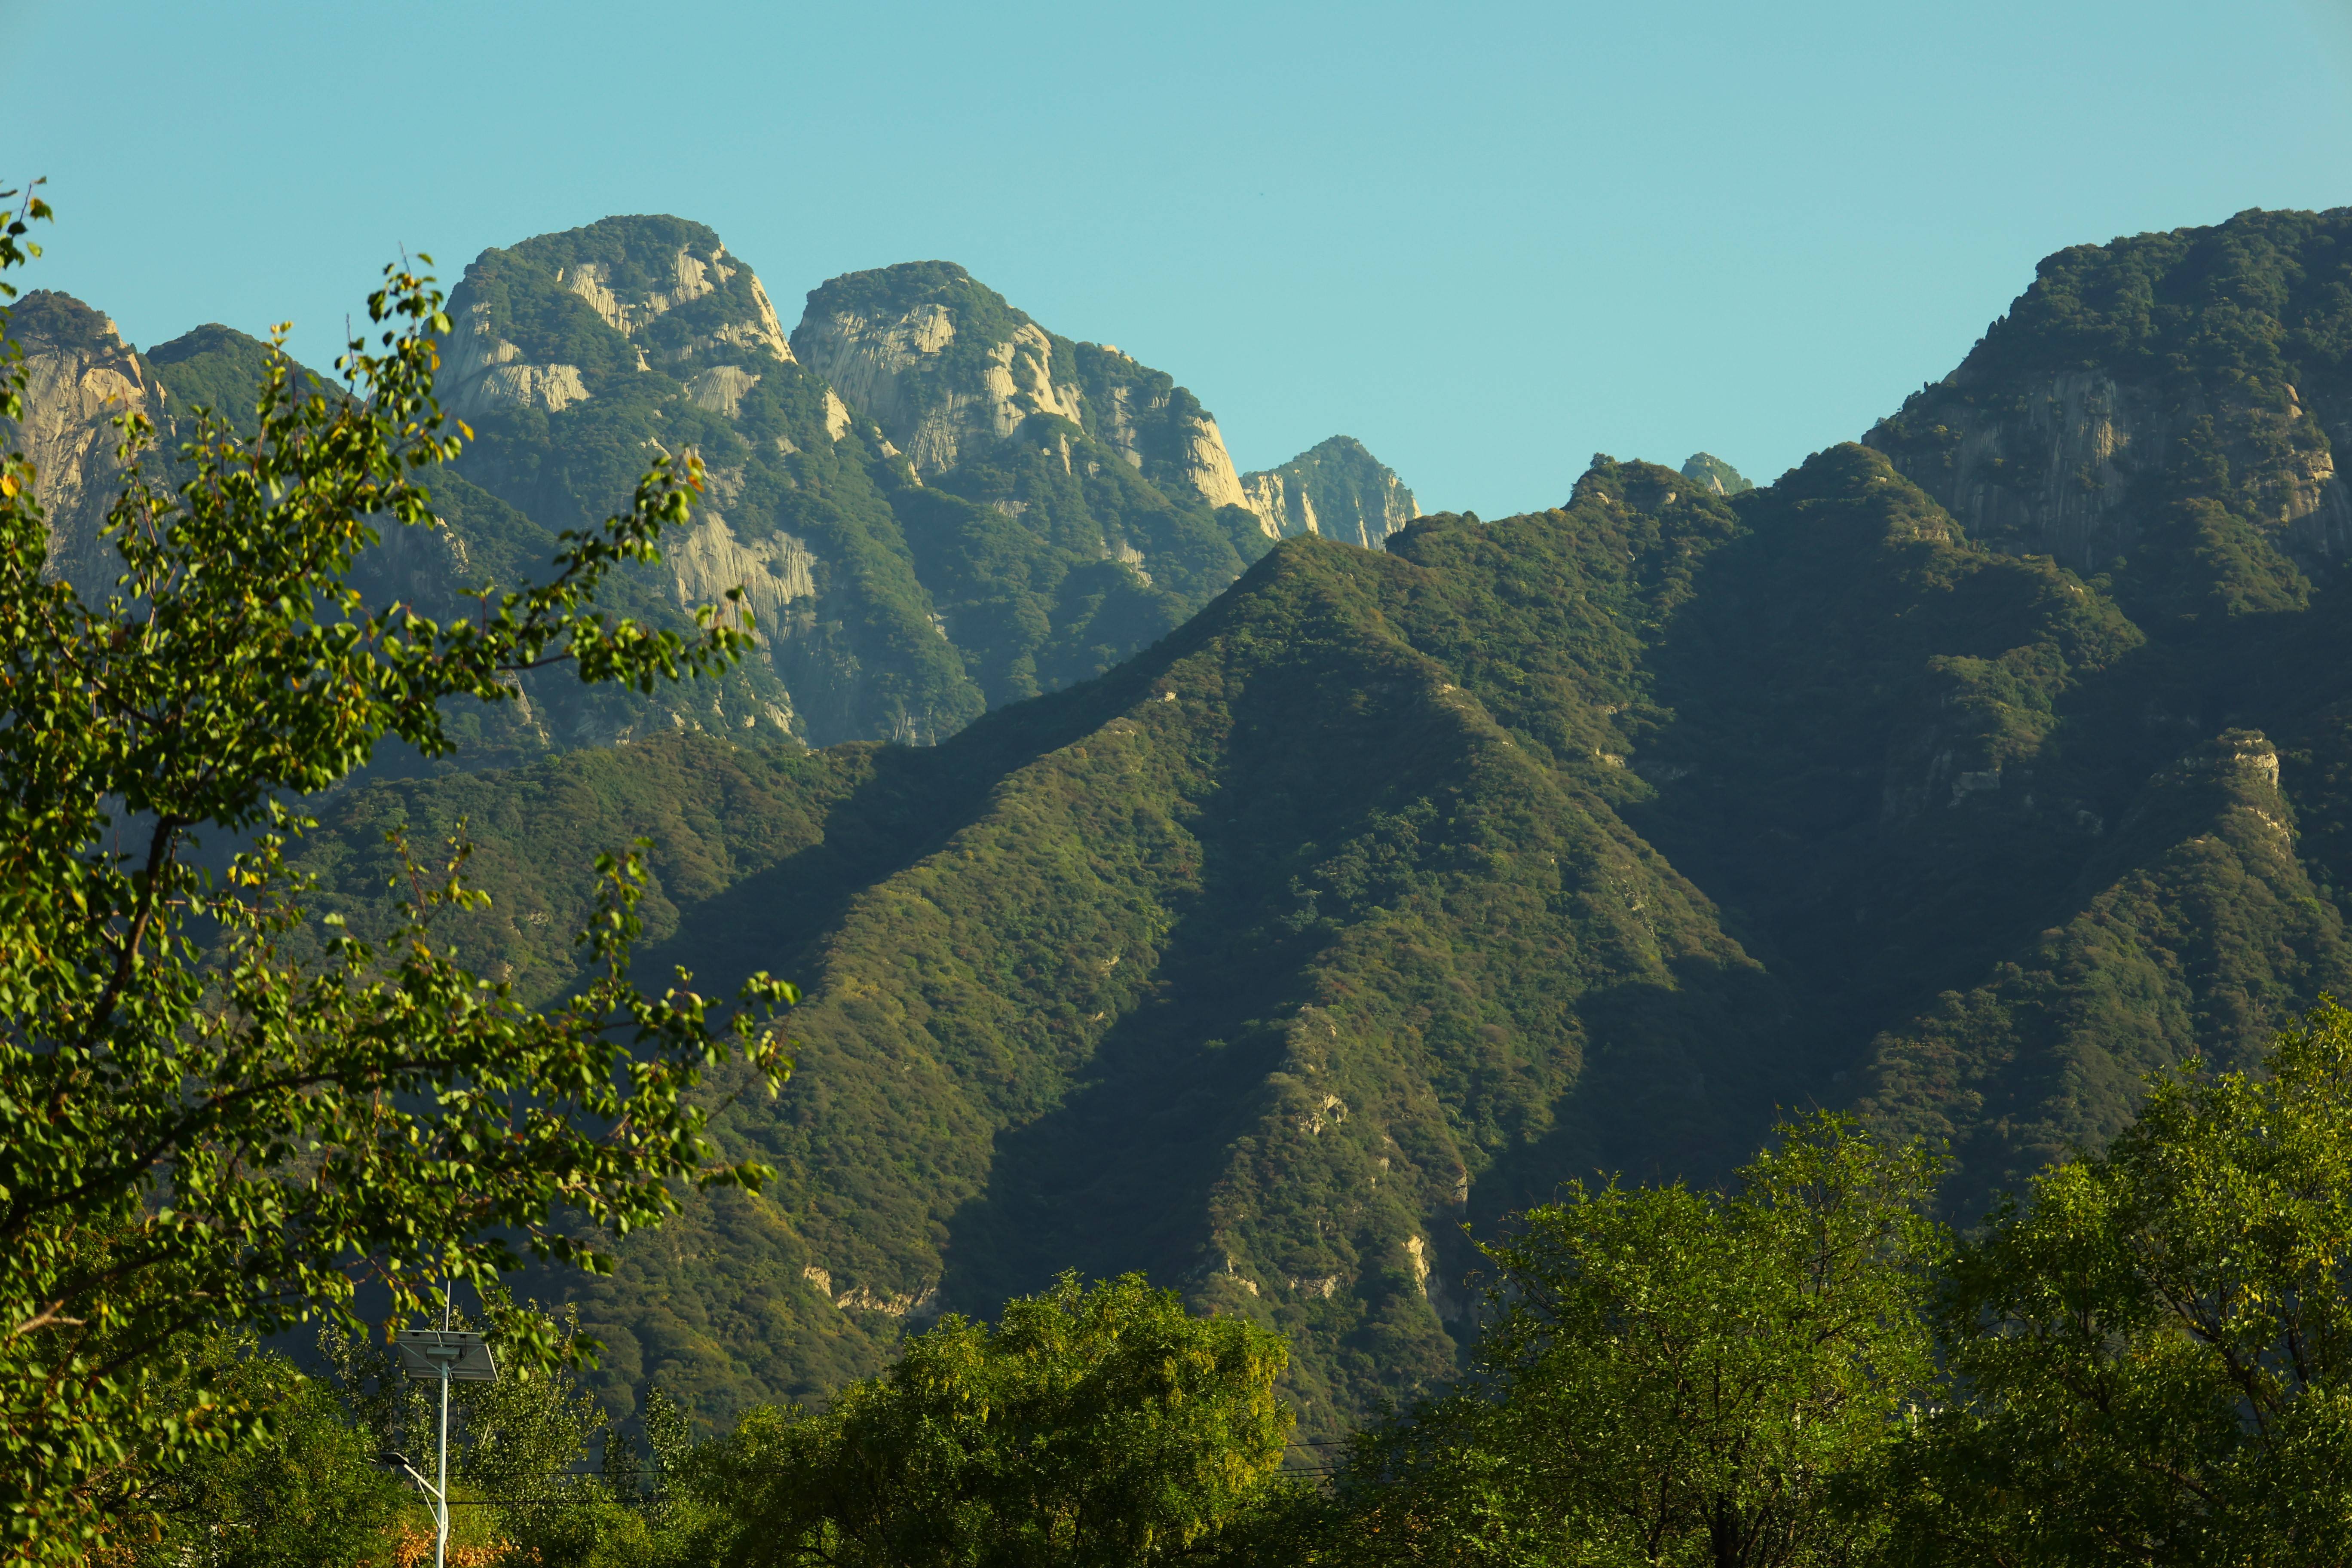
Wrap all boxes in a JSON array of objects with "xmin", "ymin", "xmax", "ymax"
[
  {"xmin": 7, "ymin": 217, "xmax": 1417, "ymax": 754},
  {"xmin": 15, "ymin": 206, "xmax": 2352, "ymax": 1443}
]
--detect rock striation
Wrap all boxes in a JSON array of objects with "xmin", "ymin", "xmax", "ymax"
[{"xmin": 1239, "ymin": 435, "xmax": 1419, "ymax": 547}]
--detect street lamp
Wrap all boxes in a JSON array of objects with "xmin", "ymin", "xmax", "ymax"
[{"xmin": 383, "ymin": 1325, "xmax": 498, "ymax": 1568}]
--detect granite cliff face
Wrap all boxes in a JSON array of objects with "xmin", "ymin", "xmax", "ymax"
[
  {"xmin": 5, "ymin": 220, "xmax": 1416, "ymax": 757},
  {"xmin": 790, "ymin": 279, "xmax": 1073, "ymax": 476},
  {"xmin": 0, "ymin": 292, "xmax": 160, "ymax": 586},
  {"xmin": 1238, "ymin": 435, "xmax": 1419, "ymax": 548},
  {"xmin": 1873, "ymin": 367, "xmax": 2352, "ymax": 577},
  {"xmin": 436, "ymin": 219, "xmax": 797, "ymax": 423},
  {"xmin": 790, "ymin": 261, "xmax": 1254, "ymax": 512},
  {"xmin": 0, "ymin": 297, "xmax": 355, "ymax": 591}
]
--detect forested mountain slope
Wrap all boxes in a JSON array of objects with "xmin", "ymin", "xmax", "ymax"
[
  {"xmin": 1849, "ymin": 206, "xmax": 2352, "ymax": 1208},
  {"xmin": 297, "ymin": 461, "xmax": 1802, "ymax": 1433},
  {"xmin": 289, "ymin": 376, "xmax": 2352, "ymax": 1439}
]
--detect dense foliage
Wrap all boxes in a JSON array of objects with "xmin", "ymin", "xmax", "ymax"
[
  {"xmin": 105, "ymin": 1274, "xmax": 1295, "ymax": 1568},
  {"xmin": 686, "ymin": 1272, "xmax": 1293, "ymax": 1568},
  {"xmin": 1892, "ymin": 1000, "xmax": 2352, "ymax": 1565},
  {"xmin": 98, "ymin": 1008, "xmax": 2352, "ymax": 1565},
  {"xmin": 1321, "ymin": 1117, "xmax": 1941, "ymax": 1568},
  {"xmin": 114, "ymin": 1335, "xmax": 404, "ymax": 1568}
]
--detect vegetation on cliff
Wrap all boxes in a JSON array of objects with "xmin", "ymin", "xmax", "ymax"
[{"xmin": 1677, "ymin": 450, "xmax": 1752, "ymax": 495}]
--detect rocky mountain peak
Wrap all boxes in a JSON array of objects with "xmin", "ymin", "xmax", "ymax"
[
  {"xmin": 1863, "ymin": 207, "xmax": 2352, "ymax": 620},
  {"xmin": 1239, "ymin": 435, "xmax": 1419, "ymax": 548},
  {"xmin": 436, "ymin": 215, "xmax": 796, "ymax": 423},
  {"xmin": 790, "ymin": 260, "xmax": 1250, "ymax": 512},
  {"xmin": 1680, "ymin": 451, "xmax": 1753, "ymax": 496},
  {"xmin": 791, "ymin": 261, "xmax": 1080, "ymax": 475}
]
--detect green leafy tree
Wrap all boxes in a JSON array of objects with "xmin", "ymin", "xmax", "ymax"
[
  {"xmin": 0, "ymin": 193, "xmax": 794, "ymax": 1560},
  {"xmin": 686, "ymin": 1271, "xmax": 1295, "ymax": 1568},
  {"xmin": 635, "ymin": 1384, "xmax": 695, "ymax": 1535},
  {"xmin": 1893, "ymin": 998, "xmax": 2352, "ymax": 1566},
  {"xmin": 1330, "ymin": 1117, "xmax": 1943, "ymax": 1568},
  {"xmin": 112, "ymin": 1333, "xmax": 401, "ymax": 1568}
]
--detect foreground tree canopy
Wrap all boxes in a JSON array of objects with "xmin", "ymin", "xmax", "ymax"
[
  {"xmin": 116, "ymin": 1274, "xmax": 1299, "ymax": 1568},
  {"xmin": 1306, "ymin": 1004, "xmax": 2352, "ymax": 1568},
  {"xmin": 1317, "ymin": 1117, "xmax": 1944, "ymax": 1568},
  {"xmin": 0, "ymin": 192, "xmax": 794, "ymax": 1559},
  {"xmin": 1895, "ymin": 999, "xmax": 2352, "ymax": 1565},
  {"xmin": 691, "ymin": 1271, "xmax": 1295, "ymax": 1568},
  {"xmin": 48, "ymin": 1004, "xmax": 2352, "ymax": 1566},
  {"xmin": 112, "ymin": 1009, "xmax": 2352, "ymax": 1567}
]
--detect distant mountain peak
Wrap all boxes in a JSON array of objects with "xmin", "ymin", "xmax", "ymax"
[
  {"xmin": 146, "ymin": 322, "xmax": 263, "ymax": 366},
  {"xmin": 0, "ymin": 290, "xmax": 163, "ymax": 586},
  {"xmin": 790, "ymin": 260, "xmax": 1271, "ymax": 516},
  {"xmin": 8, "ymin": 289, "xmax": 132, "ymax": 358},
  {"xmin": 1239, "ymin": 435, "xmax": 1419, "ymax": 548},
  {"xmin": 1680, "ymin": 451, "xmax": 1753, "ymax": 495},
  {"xmin": 1863, "ymin": 205, "xmax": 2352, "ymax": 619},
  {"xmin": 436, "ymin": 215, "xmax": 796, "ymax": 423}
]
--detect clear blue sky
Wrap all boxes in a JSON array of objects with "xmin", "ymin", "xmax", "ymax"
[{"xmin": 7, "ymin": 0, "xmax": 2352, "ymax": 516}]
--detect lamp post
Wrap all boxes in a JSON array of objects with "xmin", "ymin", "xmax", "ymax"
[{"xmin": 388, "ymin": 1323, "xmax": 499, "ymax": 1568}]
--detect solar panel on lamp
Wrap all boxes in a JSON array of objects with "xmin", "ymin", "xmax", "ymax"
[{"xmin": 392, "ymin": 1329, "xmax": 499, "ymax": 1382}]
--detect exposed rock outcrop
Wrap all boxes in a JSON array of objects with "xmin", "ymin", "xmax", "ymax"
[
  {"xmin": 420, "ymin": 219, "xmax": 842, "ymax": 742},
  {"xmin": 0, "ymin": 291, "xmax": 160, "ymax": 586},
  {"xmin": 436, "ymin": 217, "xmax": 796, "ymax": 424},
  {"xmin": 1178, "ymin": 415, "xmax": 1249, "ymax": 510},
  {"xmin": 1871, "ymin": 371, "xmax": 2173, "ymax": 572},
  {"xmin": 437, "ymin": 300, "xmax": 592, "ymax": 418},
  {"xmin": 1879, "ymin": 370, "xmax": 2352, "ymax": 575},
  {"xmin": 1863, "ymin": 213, "xmax": 2352, "ymax": 593},
  {"xmin": 790, "ymin": 260, "xmax": 1253, "ymax": 511},
  {"xmin": 1239, "ymin": 435, "xmax": 1418, "ymax": 547},
  {"xmin": 795, "ymin": 303, "xmax": 1083, "ymax": 474},
  {"xmin": 683, "ymin": 364, "xmax": 762, "ymax": 417},
  {"xmin": 667, "ymin": 509, "xmax": 818, "ymax": 702}
]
